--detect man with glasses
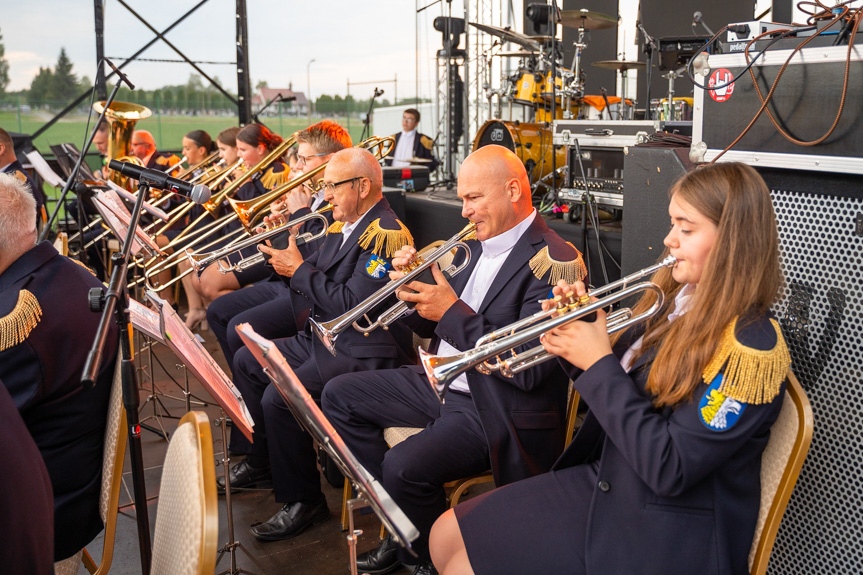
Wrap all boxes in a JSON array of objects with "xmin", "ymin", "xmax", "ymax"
[
  {"xmin": 130, "ymin": 129, "xmax": 181, "ymax": 174},
  {"xmin": 224, "ymin": 147, "xmax": 416, "ymax": 541}
]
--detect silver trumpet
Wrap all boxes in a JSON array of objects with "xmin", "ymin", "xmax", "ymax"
[
  {"xmin": 311, "ymin": 222, "xmax": 478, "ymax": 356},
  {"xmin": 419, "ymin": 255, "xmax": 678, "ymax": 402},
  {"xmin": 186, "ymin": 205, "xmax": 334, "ymax": 276}
]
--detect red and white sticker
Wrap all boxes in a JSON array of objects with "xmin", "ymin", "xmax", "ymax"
[{"xmin": 708, "ymin": 68, "xmax": 735, "ymax": 102}]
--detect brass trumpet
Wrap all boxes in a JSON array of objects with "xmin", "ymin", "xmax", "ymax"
[
  {"xmin": 187, "ymin": 204, "xmax": 333, "ymax": 276},
  {"xmin": 310, "ymin": 222, "xmax": 477, "ymax": 356},
  {"xmin": 419, "ymin": 255, "xmax": 678, "ymax": 402}
]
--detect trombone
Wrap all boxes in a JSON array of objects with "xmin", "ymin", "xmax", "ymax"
[
  {"xmin": 186, "ymin": 203, "xmax": 333, "ymax": 276},
  {"xmin": 311, "ymin": 221, "xmax": 477, "ymax": 356},
  {"xmin": 419, "ymin": 255, "xmax": 678, "ymax": 402}
]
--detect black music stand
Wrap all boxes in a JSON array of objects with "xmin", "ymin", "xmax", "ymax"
[{"xmin": 237, "ymin": 324, "xmax": 419, "ymax": 574}]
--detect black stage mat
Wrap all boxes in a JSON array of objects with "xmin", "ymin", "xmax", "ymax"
[{"xmin": 397, "ymin": 189, "xmax": 622, "ymax": 285}]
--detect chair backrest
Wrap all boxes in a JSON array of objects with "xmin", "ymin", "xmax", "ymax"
[
  {"xmin": 150, "ymin": 411, "xmax": 218, "ymax": 575},
  {"xmin": 748, "ymin": 370, "xmax": 814, "ymax": 575}
]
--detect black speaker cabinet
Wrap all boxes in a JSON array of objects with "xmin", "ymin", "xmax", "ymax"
[{"xmin": 623, "ymin": 152, "xmax": 863, "ymax": 573}]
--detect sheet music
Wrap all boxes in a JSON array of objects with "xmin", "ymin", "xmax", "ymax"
[
  {"xmin": 92, "ymin": 190, "xmax": 163, "ymax": 257},
  {"xmin": 24, "ymin": 150, "xmax": 65, "ymax": 187},
  {"xmin": 127, "ymin": 297, "xmax": 165, "ymax": 343},
  {"xmin": 147, "ymin": 292, "xmax": 254, "ymax": 440},
  {"xmin": 237, "ymin": 324, "xmax": 419, "ymax": 552},
  {"xmin": 105, "ymin": 180, "xmax": 169, "ymax": 221}
]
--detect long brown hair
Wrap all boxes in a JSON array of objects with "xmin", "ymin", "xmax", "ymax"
[
  {"xmin": 237, "ymin": 124, "xmax": 283, "ymax": 151},
  {"xmin": 620, "ymin": 162, "xmax": 782, "ymax": 407}
]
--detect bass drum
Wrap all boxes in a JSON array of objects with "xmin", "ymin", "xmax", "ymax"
[{"xmin": 472, "ymin": 120, "xmax": 566, "ymax": 182}]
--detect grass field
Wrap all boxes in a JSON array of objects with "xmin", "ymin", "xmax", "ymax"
[{"xmin": 0, "ymin": 110, "xmax": 370, "ymax": 210}]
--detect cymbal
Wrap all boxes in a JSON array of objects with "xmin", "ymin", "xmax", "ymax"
[
  {"xmin": 592, "ymin": 60, "xmax": 646, "ymax": 71},
  {"xmin": 559, "ymin": 9, "xmax": 618, "ymax": 30},
  {"xmin": 470, "ymin": 22, "xmax": 539, "ymax": 51},
  {"xmin": 497, "ymin": 51, "xmax": 537, "ymax": 57}
]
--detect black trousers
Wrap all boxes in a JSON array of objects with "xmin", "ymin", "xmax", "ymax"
[{"xmin": 322, "ymin": 366, "xmax": 490, "ymax": 562}]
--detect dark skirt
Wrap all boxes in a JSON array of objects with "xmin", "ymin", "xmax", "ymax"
[{"xmin": 454, "ymin": 462, "xmax": 598, "ymax": 575}]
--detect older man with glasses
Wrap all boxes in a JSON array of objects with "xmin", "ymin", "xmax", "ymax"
[{"xmin": 222, "ymin": 147, "xmax": 417, "ymax": 541}]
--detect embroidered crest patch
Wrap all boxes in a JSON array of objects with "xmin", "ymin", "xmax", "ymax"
[
  {"xmin": 365, "ymin": 255, "xmax": 391, "ymax": 279},
  {"xmin": 699, "ymin": 374, "xmax": 746, "ymax": 431}
]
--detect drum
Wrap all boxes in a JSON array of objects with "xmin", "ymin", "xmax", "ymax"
[
  {"xmin": 578, "ymin": 95, "xmax": 634, "ymax": 120},
  {"xmin": 512, "ymin": 69, "xmax": 544, "ymax": 105},
  {"xmin": 650, "ymin": 97, "xmax": 693, "ymax": 121},
  {"xmin": 472, "ymin": 120, "xmax": 566, "ymax": 181}
]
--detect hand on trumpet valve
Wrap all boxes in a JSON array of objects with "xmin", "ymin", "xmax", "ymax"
[
  {"xmin": 258, "ymin": 231, "xmax": 304, "ymax": 278},
  {"xmin": 389, "ymin": 245, "xmax": 419, "ymax": 275},
  {"xmin": 539, "ymin": 279, "xmax": 612, "ymax": 371},
  {"xmin": 285, "ymin": 184, "xmax": 314, "ymax": 214},
  {"xmin": 394, "ymin": 262, "xmax": 458, "ymax": 322}
]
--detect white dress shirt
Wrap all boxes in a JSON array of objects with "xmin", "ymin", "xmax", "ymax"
[
  {"xmin": 391, "ymin": 130, "xmax": 417, "ymax": 168},
  {"xmin": 338, "ymin": 201, "xmax": 377, "ymax": 249},
  {"xmin": 310, "ymin": 189, "xmax": 326, "ymax": 211},
  {"xmin": 441, "ymin": 209, "xmax": 539, "ymax": 395},
  {"xmin": 619, "ymin": 282, "xmax": 695, "ymax": 373}
]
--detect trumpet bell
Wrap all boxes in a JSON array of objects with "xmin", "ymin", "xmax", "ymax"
[{"xmin": 310, "ymin": 318, "xmax": 338, "ymax": 356}]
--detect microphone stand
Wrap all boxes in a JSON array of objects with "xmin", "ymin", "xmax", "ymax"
[
  {"xmin": 361, "ymin": 88, "xmax": 384, "ymax": 142},
  {"xmin": 637, "ymin": 20, "xmax": 657, "ymax": 120},
  {"xmin": 39, "ymin": 65, "xmax": 132, "ymax": 242},
  {"xmin": 82, "ymin": 178, "xmax": 153, "ymax": 575},
  {"xmin": 252, "ymin": 93, "xmax": 296, "ymax": 128}
]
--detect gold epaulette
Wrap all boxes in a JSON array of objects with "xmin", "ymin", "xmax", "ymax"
[
  {"xmin": 529, "ymin": 242, "xmax": 587, "ymax": 285},
  {"xmin": 68, "ymin": 256, "xmax": 97, "ymax": 277},
  {"xmin": 259, "ymin": 166, "xmax": 290, "ymax": 190},
  {"xmin": 0, "ymin": 290, "xmax": 43, "ymax": 352},
  {"xmin": 155, "ymin": 155, "xmax": 170, "ymax": 166},
  {"xmin": 13, "ymin": 170, "xmax": 28, "ymax": 184},
  {"xmin": 327, "ymin": 221, "xmax": 346, "ymax": 235},
  {"xmin": 420, "ymin": 135, "xmax": 434, "ymax": 151},
  {"xmin": 702, "ymin": 318, "xmax": 791, "ymax": 405},
  {"xmin": 358, "ymin": 218, "xmax": 414, "ymax": 258}
]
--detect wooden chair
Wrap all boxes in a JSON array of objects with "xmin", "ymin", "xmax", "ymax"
[
  {"xmin": 748, "ymin": 370, "xmax": 814, "ymax": 575},
  {"xmin": 149, "ymin": 411, "xmax": 218, "ymax": 575},
  {"xmin": 53, "ymin": 356, "xmax": 127, "ymax": 575}
]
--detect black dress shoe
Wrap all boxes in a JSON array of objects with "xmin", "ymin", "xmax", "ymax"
[
  {"xmin": 412, "ymin": 561, "xmax": 438, "ymax": 575},
  {"xmin": 250, "ymin": 496, "xmax": 330, "ymax": 541},
  {"xmin": 216, "ymin": 459, "xmax": 272, "ymax": 493},
  {"xmin": 355, "ymin": 534, "xmax": 402, "ymax": 575}
]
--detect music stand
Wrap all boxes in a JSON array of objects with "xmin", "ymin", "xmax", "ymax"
[
  {"xmin": 237, "ymin": 324, "xmax": 419, "ymax": 574},
  {"xmin": 143, "ymin": 293, "xmax": 258, "ymax": 575},
  {"xmin": 90, "ymin": 189, "xmax": 163, "ymax": 258}
]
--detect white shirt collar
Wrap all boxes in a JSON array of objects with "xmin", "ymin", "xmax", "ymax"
[
  {"xmin": 668, "ymin": 283, "xmax": 696, "ymax": 323},
  {"xmin": 479, "ymin": 209, "xmax": 537, "ymax": 258},
  {"xmin": 401, "ymin": 129, "xmax": 417, "ymax": 138},
  {"xmin": 338, "ymin": 199, "xmax": 378, "ymax": 247}
]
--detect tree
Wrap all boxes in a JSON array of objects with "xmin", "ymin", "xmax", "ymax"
[
  {"xmin": 0, "ymin": 28, "xmax": 10, "ymax": 96},
  {"xmin": 255, "ymin": 79, "xmax": 268, "ymax": 91},
  {"xmin": 29, "ymin": 67, "xmax": 53, "ymax": 108},
  {"xmin": 48, "ymin": 48, "xmax": 78, "ymax": 107}
]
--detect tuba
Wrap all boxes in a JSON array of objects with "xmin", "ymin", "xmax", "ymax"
[{"xmin": 92, "ymin": 100, "xmax": 151, "ymax": 190}]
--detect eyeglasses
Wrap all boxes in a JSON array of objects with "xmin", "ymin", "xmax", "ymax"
[
  {"xmin": 296, "ymin": 152, "xmax": 329, "ymax": 166},
  {"xmin": 321, "ymin": 177, "xmax": 359, "ymax": 195}
]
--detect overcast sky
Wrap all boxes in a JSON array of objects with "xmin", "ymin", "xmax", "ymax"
[{"xmin": 3, "ymin": 0, "xmax": 449, "ymax": 102}]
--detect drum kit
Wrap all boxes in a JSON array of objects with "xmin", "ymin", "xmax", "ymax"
[{"xmin": 470, "ymin": 9, "xmax": 644, "ymax": 183}]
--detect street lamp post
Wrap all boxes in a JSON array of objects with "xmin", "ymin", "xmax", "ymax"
[{"xmin": 307, "ymin": 59, "xmax": 316, "ymax": 124}]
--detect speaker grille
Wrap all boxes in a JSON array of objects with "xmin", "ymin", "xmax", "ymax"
[{"xmin": 768, "ymin": 189, "xmax": 863, "ymax": 574}]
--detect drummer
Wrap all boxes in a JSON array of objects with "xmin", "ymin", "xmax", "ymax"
[{"xmin": 384, "ymin": 108, "xmax": 439, "ymax": 172}]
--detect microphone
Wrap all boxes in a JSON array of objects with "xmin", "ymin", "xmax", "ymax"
[
  {"xmin": 107, "ymin": 160, "xmax": 211, "ymax": 204},
  {"xmin": 693, "ymin": 11, "xmax": 702, "ymax": 25},
  {"xmin": 374, "ymin": 88, "xmax": 384, "ymax": 97},
  {"xmin": 103, "ymin": 57, "xmax": 134, "ymax": 90}
]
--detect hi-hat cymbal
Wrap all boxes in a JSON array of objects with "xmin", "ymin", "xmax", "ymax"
[
  {"xmin": 497, "ymin": 51, "xmax": 537, "ymax": 57},
  {"xmin": 559, "ymin": 9, "xmax": 618, "ymax": 30},
  {"xmin": 470, "ymin": 22, "xmax": 540, "ymax": 51},
  {"xmin": 592, "ymin": 60, "xmax": 646, "ymax": 71}
]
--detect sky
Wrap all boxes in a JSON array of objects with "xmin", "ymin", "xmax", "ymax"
[{"xmin": 3, "ymin": 0, "xmax": 450, "ymax": 102}]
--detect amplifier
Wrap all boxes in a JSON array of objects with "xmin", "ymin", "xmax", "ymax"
[
  {"xmin": 692, "ymin": 43, "xmax": 863, "ymax": 174},
  {"xmin": 382, "ymin": 166, "xmax": 430, "ymax": 192}
]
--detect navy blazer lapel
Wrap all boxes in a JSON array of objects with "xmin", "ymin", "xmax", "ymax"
[{"xmin": 477, "ymin": 215, "xmax": 547, "ymax": 313}]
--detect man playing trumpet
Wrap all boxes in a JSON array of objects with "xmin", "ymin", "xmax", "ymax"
[
  {"xmin": 225, "ymin": 147, "xmax": 417, "ymax": 540},
  {"xmin": 321, "ymin": 145, "xmax": 586, "ymax": 575}
]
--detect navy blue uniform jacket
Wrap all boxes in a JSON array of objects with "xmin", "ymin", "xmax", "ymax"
[
  {"xmin": 0, "ymin": 242, "xmax": 117, "ymax": 560},
  {"xmin": 556, "ymin": 316, "xmax": 786, "ymax": 575},
  {"xmin": 403, "ymin": 215, "xmax": 583, "ymax": 485},
  {"xmin": 288, "ymin": 196, "xmax": 416, "ymax": 391},
  {"xmin": 385, "ymin": 131, "xmax": 439, "ymax": 172}
]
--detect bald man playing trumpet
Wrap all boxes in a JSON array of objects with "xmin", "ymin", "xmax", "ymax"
[{"xmin": 322, "ymin": 145, "xmax": 587, "ymax": 575}]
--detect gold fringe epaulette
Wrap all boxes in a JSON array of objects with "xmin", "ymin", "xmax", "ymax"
[
  {"xmin": 155, "ymin": 155, "xmax": 170, "ymax": 166},
  {"xmin": 68, "ymin": 256, "xmax": 97, "ymax": 277},
  {"xmin": 358, "ymin": 218, "xmax": 414, "ymax": 258},
  {"xmin": 529, "ymin": 243, "xmax": 587, "ymax": 285},
  {"xmin": 0, "ymin": 290, "xmax": 43, "ymax": 352},
  {"xmin": 702, "ymin": 318, "xmax": 791, "ymax": 405},
  {"xmin": 327, "ymin": 221, "xmax": 346, "ymax": 235},
  {"xmin": 13, "ymin": 170, "xmax": 28, "ymax": 184},
  {"xmin": 259, "ymin": 166, "xmax": 290, "ymax": 190},
  {"xmin": 420, "ymin": 135, "xmax": 434, "ymax": 151}
]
